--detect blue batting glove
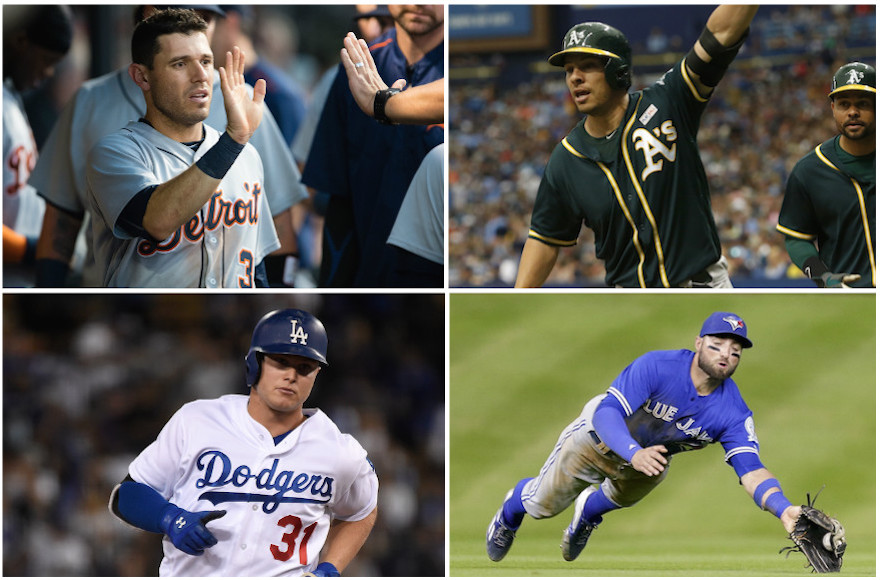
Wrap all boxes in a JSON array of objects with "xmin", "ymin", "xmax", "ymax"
[
  {"xmin": 160, "ymin": 506, "xmax": 226, "ymax": 556},
  {"xmin": 304, "ymin": 562, "xmax": 340, "ymax": 576}
]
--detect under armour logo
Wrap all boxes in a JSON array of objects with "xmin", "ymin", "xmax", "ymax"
[
  {"xmin": 722, "ymin": 316, "xmax": 744, "ymax": 331},
  {"xmin": 175, "ymin": 516, "xmax": 186, "ymax": 529},
  {"xmin": 846, "ymin": 69, "xmax": 864, "ymax": 85},
  {"xmin": 290, "ymin": 320, "xmax": 309, "ymax": 345}
]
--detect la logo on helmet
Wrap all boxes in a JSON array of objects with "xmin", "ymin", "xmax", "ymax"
[{"xmin": 290, "ymin": 320, "xmax": 309, "ymax": 345}]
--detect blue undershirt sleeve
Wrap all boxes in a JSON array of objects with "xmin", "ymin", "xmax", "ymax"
[
  {"xmin": 117, "ymin": 185, "xmax": 159, "ymax": 241},
  {"xmin": 115, "ymin": 479, "xmax": 175, "ymax": 534},
  {"xmin": 592, "ymin": 402, "xmax": 642, "ymax": 462},
  {"xmin": 728, "ymin": 451, "xmax": 765, "ymax": 478}
]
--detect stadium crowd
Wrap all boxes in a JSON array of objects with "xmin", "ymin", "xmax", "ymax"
[
  {"xmin": 449, "ymin": 5, "xmax": 875, "ymax": 287},
  {"xmin": 3, "ymin": 294, "xmax": 445, "ymax": 576}
]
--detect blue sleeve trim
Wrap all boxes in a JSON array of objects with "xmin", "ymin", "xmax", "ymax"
[
  {"xmin": 116, "ymin": 480, "xmax": 173, "ymax": 534},
  {"xmin": 728, "ymin": 449, "xmax": 764, "ymax": 478},
  {"xmin": 117, "ymin": 185, "xmax": 159, "ymax": 240}
]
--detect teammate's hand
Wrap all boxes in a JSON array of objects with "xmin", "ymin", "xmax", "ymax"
[
  {"xmin": 218, "ymin": 46, "xmax": 265, "ymax": 145},
  {"xmin": 816, "ymin": 272, "xmax": 861, "ymax": 288},
  {"xmin": 161, "ymin": 506, "xmax": 227, "ymax": 556},
  {"xmin": 630, "ymin": 445, "xmax": 668, "ymax": 477},
  {"xmin": 340, "ymin": 32, "xmax": 406, "ymax": 118}
]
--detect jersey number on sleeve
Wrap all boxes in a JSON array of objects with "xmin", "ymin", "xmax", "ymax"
[{"xmin": 270, "ymin": 514, "xmax": 318, "ymax": 564}]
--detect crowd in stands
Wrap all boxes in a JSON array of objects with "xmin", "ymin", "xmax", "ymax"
[
  {"xmin": 3, "ymin": 294, "xmax": 445, "ymax": 576},
  {"xmin": 449, "ymin": 5, "xmax": 875, "ymax": 287}
]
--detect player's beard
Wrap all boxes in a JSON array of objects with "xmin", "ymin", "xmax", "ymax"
[
  {"xmin": 696, "ymin": 348, "xmax": 737, "ymax": 381},
  {"xmin": 151, "ymin": 85, "xmax": 212, "ymax": 133},
  {"xmin": 393, "ymin": 8, "xmax": 443, "ymax": 37},
  {"xmin": 837, "ymin": 120, "xmax": 873, "ymax": 142}
]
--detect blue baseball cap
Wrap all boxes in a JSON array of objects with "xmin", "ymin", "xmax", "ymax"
[{"xmin": 699, "ymin": 312, "xmax": 752, "ymax": 348}]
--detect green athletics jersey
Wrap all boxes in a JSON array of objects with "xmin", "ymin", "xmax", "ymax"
[
  {"xmin": 777, "ymin": 136, "xmax": 876, "ymax": 288},
  {"xmin": 529, "ymin": 59, "xmax": 722, "ymax": 288}
]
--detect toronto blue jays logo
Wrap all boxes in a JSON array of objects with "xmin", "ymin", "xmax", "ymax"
[
  {"xmin": 194, "ymin": 450, "xmax": 333, "ymax": 514},
  {"xmin": 722, "ymin": 316, "xmax": 744, "ymax": 331}
]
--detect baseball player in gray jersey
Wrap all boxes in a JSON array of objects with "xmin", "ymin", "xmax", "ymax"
[
  {"xmin": 86, "ymin": 9, "xmax": 277, "ymax": 287},
  {"xmin": 28, "ymin": 5, "xmax": 304, "ymax": 287}
]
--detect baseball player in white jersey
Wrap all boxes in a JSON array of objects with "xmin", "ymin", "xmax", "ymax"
[
  {"xmin": 28, "ymin": 6, "xmax": 305, "ymax": 287},
  {"xmin": 109, "ymin": 308, "xmax": 379, "ymax": 576},
  {"xmin": 2, "ymin": 5, "xmax": 73, "ymax": 286},
  {"xmin": 85, "ymin": 9, "xmax": 278, "ymax": 287}
]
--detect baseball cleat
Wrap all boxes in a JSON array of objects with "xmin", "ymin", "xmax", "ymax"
[
  {"xmin": 486, "ymin": 490, "xmax": 517, "ymax": 561},
  {"xmin": 561, "ymin": 486, "xmax": 601, "ymax": 561}
]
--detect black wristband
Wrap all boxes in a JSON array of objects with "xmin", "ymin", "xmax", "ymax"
[
  {"xmin": 803, "ymin": 256, "xmax": 830, "ymax": 286},
  {"xmin": 374, "ymin": 88, "xmax": 402, "ymax": 125},
  {"xmin": 195, "ymin": 132, "xmax": 245, "ymax": 179}
]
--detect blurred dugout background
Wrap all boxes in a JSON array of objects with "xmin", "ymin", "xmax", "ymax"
[
  {"xmin": 3, "ymin": 294, "xmax": 445, "ymax": 576},
  {"xmin": 449, "ymin": 4, "xmax": 875, "ymax": 288}
]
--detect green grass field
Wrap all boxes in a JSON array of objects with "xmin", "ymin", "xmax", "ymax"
[{"xmin": 450, "ymin": 294, "xmax": 875, "ymax": 576}]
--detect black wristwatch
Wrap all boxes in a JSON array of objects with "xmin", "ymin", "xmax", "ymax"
[{"xmin": 374, "ymin": 87, "xmax": 401, "ymax": 125}]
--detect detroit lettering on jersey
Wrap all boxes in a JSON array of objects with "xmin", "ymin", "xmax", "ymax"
[
  {"xmin": 195, "ymin": 450, "xmax": 333, "ymax": 514},
  {"xmin": 137, "ymin": 184, "xmax": 263, "ymax": 256}
]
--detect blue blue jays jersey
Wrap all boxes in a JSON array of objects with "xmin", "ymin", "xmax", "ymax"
[{"xmin": 599, "ymin": 349, "xmax": 761, "ymax": 474}]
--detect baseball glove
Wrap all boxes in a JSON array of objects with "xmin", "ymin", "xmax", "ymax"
[{"xmin": 779, "ymin": 489, "xmax": 846, "ymax": 573}]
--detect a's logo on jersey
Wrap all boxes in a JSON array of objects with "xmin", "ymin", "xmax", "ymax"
[
  {"xmin": 722, "ymin": 316, "xmax": 744, "ymax": 331},
  {"xmin": 632, "ymin": 120, "xmax": 677, "ymax": 180},
  {"xmin": 290, "ymin": 320, "xmax": 309, "ymax": 345},
  {"xmin": 846, "ymin": 69, "xmax": 864, "ymax": 85}
]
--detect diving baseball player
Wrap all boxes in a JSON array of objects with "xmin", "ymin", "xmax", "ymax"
[
  {"xmin": 28, "ymin": 6, "xmax": 305, "ymax": 287},
  {"xmin": 776, "ymin": 62, "xmax": 876, "ymax": 288},
  {"xmin": 516, "ymin": 6, "xmax": 757, "ymax": 288},
  {"xmin": 109, "ymin": 309, "xmax": 379, "ymax": 576},
  {"xmin": 86, "ymin": 10, "xmax": 278, "ymax": 287},
  {"xmin": 486, "ymin": 312, "xmax": 846, "ymax": 572}
]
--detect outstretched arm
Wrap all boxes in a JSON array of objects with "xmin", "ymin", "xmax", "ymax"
[
  {"xmin": 741, "ymin": 468, "xmax": 801, "ymax": 533},
  {"xmin": 686, "ymin": 5, "xmax": 759, "ymax": 96}
]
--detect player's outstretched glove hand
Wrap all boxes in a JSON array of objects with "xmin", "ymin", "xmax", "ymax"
[
  {"xmin": 815, "ymin": 272, "xmax": 860, "ymax": 288},
  {"xmin": 780, "ymin": 491, "xmax": 845, "ymax": 573},
  {"xmin": 302, "ymin": 562, "xmax": 341, "ymax": 576},
  {"xmin": 160, "ymin": 506, "xmax": 226, "ymax": 556}
]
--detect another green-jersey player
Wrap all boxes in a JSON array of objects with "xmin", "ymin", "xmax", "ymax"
[
  {"xmin": 515, "ymin": 6, "xmax": 758, "ymax": 288},
  {"xmin": 776, "ymin": 62, "xmax": 876, "ymax": 288}
]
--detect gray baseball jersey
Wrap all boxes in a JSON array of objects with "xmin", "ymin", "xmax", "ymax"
[
  {"xmin": 28, "ymin": 68, "xmax": 305, "ymax": 286},
  {"xmin": 387, "ymin": 143, "xmax": 444, "ymax": 265},
  {"xmin": 87, "ymin": 121, "xmax": 279, "ymax": 288}
]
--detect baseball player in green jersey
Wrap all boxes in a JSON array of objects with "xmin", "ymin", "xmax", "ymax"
[
  {"xmin": 515, "ymin": 6, "xmax": 758, "ymax": 288},
  {"xmin": 776, "ymin": 62, "xmax": 876, "ymax": 288}
]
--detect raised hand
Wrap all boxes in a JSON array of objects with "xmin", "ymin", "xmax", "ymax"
[
  {"xmin": 340, "ymin": 32, "xmax": 406, "ymax": 117},
  {"xmin": 218, "ymin": 46, "xmax": 266, "ymax": 144}
]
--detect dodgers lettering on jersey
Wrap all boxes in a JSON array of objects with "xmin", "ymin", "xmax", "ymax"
[
  {"xmin": 602, "ymin": 349, "xmax": 760, "ymax": 469},
  {"xmin": 128, "ymin": 395, "xmax": 378, "ymax": 577},
  {"xmin": 87, "ymin": 121, "xmax": 280, "ymax": 288},
  {"xmin": 195, "ymin": 451, "xmax": 333, "ymax": 514}
]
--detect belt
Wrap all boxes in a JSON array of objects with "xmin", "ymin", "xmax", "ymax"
[{"xmin": 588, "ymin": 430, "xmax": 613, "ymax": 456}]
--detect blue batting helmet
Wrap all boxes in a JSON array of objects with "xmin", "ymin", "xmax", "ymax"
[{"xmin": 245, "ymin": 309, "xmax": 329, "ymax": 387}]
